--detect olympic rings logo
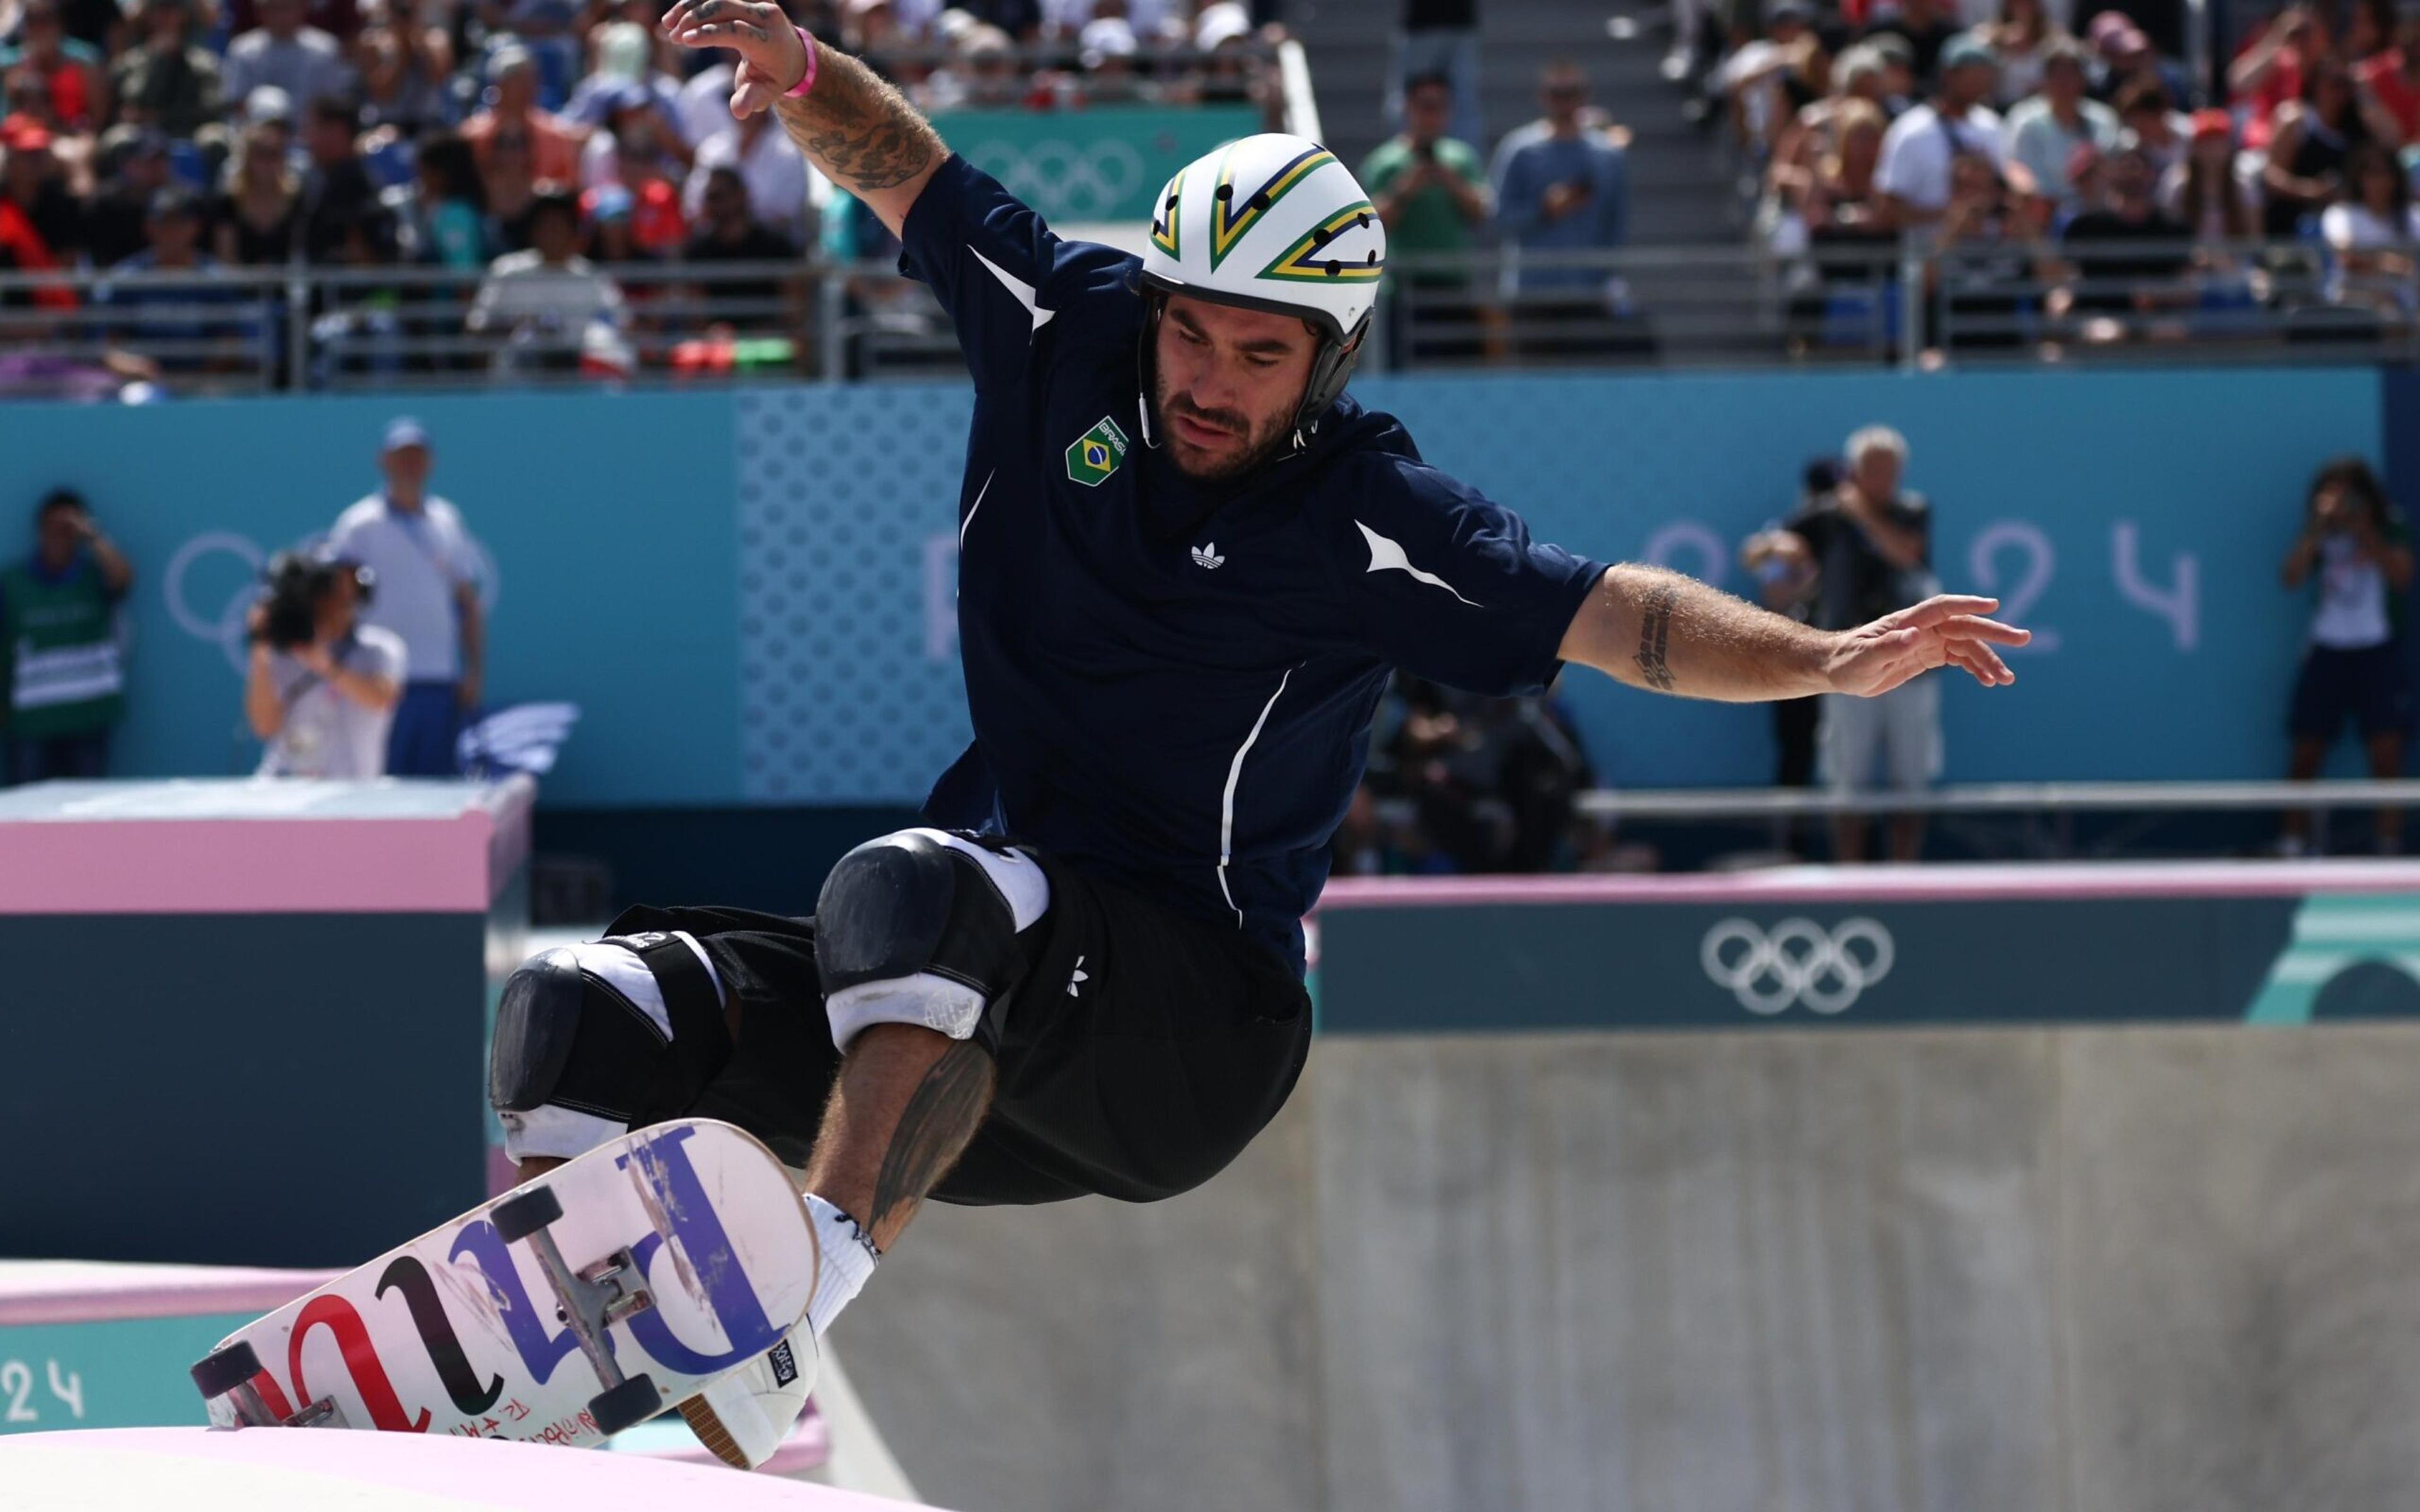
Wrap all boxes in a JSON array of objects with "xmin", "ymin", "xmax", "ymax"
[
  {"xmin": 964, "ymin": 139, "xmax": 1149, "ymax": 220},
  {"xmin": 1700, "ymin": 917, "xmax": 1895, "ymax": 1016},
  {"xmin": 164, "ymin": 531, "xmax": 269, "ymax": 674}
]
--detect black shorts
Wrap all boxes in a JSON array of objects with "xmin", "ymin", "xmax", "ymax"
[
  {"xmin": 2290, "ymin": 643, "xmax": 2414, "ymax": 742},
  {"xmin": 601, "ymin": 849, "xmax": 1313, "ymax": 1207}
]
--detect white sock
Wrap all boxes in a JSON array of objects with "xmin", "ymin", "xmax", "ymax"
[{"xmin": 803, "ymin": 1193, "xmax": 879, "ymax": 1338}]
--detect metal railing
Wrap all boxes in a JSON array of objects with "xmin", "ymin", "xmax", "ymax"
[
  {"xmin": 0, "ymin": 260, "xmax": 949, "ymax": 394},
  {"xmin": 6, "ymin": 235, "xmax": 2418, "ymax": 397},
  {"xmin": 1378, "ymin": 237, "xmax": 2420, "ymax": 373},
  {"xmin": 1576, "ymin": 778, "xmax": 2420, "ymax": 857},
  {"xmin": 1375, "ymin": 778, "xmax": 2420, "ymax": 866}
]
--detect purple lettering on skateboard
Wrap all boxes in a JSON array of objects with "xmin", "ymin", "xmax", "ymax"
[
  {"xmin": 289, "ymin": 1294, "xmax": 432, "ymax": 1433},
  {"xmin": 622, "ymin": 1232, "xmax": 781, "ymax": 1375},
  {"xmin": 616, "ymin": 1126, "xmax": 783, "ymax": 1366},
  {"xmin": 449, "ymin": 1221, "xmax": 584, "ymax": 1383},
  {"xmin": 376, "ymin": 1256, "xmax": 507, "ymax": 1415}
]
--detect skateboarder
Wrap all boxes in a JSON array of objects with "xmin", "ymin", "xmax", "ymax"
[{"xmin": 488, "ymin": 6, "xmax": 2029, "ymax": 1467}]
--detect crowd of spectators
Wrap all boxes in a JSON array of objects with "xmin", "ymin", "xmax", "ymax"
[
  {"xmin": 1707, "ymin": 0, "xmax": 2420, "ymax": 357},
  {"xmin": 1364, "ymin": 62, "xmax": 1641, "ymax": 364},
  {"xmin": 0, "ymin": 0, "xmax": 1290, "ymax": 383}
]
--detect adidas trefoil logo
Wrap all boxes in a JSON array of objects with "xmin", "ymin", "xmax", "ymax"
[
  {"xmin": 1190, "ymin": 542, "xmax": 1226, "ymax": 571},
  {"xmin": 1068, "ymin": 955, "xmax": 1090, "ymax": 997}
]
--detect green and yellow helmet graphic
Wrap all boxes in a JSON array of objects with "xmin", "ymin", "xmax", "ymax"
[
  {"xmin": 1138, "ymin": 132, "xmax": 1386, "ymax": 343},
  {"xmin": 1149, "ymin": 173, "xmax": 1182, "ymax": 261}
]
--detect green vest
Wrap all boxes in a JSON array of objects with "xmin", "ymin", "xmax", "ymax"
[{"xmin": 2, "ymin": 559, "xmax": 125, "ymax": 740}]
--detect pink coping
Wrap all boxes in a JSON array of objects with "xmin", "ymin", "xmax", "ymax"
[
  {"xmin": 1313, "ymin": 859, "xmax": 2420, "ymax": 910},
  {"xmin": 0, "ymin": 1262, "xmax": 339, "ymax": 1327},
  {"xmin": 0, "ymin": 1427, "xmax": 936, "ymax": 1509},
  {"xmin": 0, "ymin": 782, "xmax": 533, "ymax": 915}
]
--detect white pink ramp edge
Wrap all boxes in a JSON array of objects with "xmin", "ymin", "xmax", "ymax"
[{"xmin": 0, "ymin": 1427, "xmax": 947, "ymax": 1510}]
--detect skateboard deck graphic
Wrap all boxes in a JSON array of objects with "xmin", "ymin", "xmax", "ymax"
[{"xmin": 190, "ymin": 1120, "xmax": 816, "ymax": 1449}]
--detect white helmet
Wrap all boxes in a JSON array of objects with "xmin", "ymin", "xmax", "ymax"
[{"xmin": 1138, "ymin": 133, "xmax": 1386, "ymax": 440}]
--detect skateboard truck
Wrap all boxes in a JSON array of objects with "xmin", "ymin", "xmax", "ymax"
[
  {"xmin": 490, "ymin": 1183, "xmax": 666, "ymax": 1436},
  {"xmin": 187, "ymin": 1341, "xmax": 350, "ymax": 1429}
]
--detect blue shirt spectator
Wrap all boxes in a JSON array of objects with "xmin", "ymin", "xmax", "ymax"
[
  {"xmin": 99, "ymin": 188, "xmax": 260, "ymax": 370},
  {"xmin": 326, "ymin": 416, "xmax": 488, "ymax": 777},
  {"xmin": 220, "ymin": 0, "xmax": 354, "ymax": 112},
  {"xmin": 1489, "ymin": 64, "xmax": 1630, "ymax": 294}
]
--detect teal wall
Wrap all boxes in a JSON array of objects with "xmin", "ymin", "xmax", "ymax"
[
  {"xmin": 0, "ymin": 367, "xmax": 2386, "ymax": 805},
  {"xmin": 0, "ymin": 1313, "xmax": 256, "ymax": 1431},
  {"xmin": 0, "ymin": 392, "xmax": 740, "ymax": 805}
]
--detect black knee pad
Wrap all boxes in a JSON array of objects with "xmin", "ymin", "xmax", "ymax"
[
  {"xmin": 487, "ymin": 932, "xmax": 732, "ymax": 1128},
  {"xmin": 815, "ymin": 831, "xmax": 1028, "ymax": 1029}
]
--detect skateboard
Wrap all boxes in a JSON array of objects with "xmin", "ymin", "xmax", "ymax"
[{"xmin": 189, "ymin": 1120, "xmax": 817, "ymax": 1449}]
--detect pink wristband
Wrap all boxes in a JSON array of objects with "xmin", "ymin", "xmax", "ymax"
[{"xmin": 783, "ymin": 25, "xmax": 819, "ymax": 97}]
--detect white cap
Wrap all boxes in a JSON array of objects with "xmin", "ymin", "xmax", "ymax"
[
  {"xmin": 382, "ymin": 415, "xmax": 431, "ymax": 452},
  {"xmin": 1194, "ymin": 0, "xmax": 1250, "ymax": 49},
  {"xmin": 244, "ymin": 83, "xmax": 294, "ymax": 125},
  {"xmin": 1080, "ymin": 15, "xmax": 1136, "ymax": 64},
  {"xmin": 597, "ymin": 21, "xmax": 650, "ymax": 81}
]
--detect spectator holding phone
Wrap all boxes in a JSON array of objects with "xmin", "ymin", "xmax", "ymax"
[
  {"xmin": 1364, "ymin": 70, "xmax": 1490, "ymax": 360},
  {"xmin": 1489, "ymin": 63, "xmax": 1630, "ymax": 352},
  {"xmin": 1758, "ymin": 425, "xmax": 1941, "ymax": 862},
  {"xmin": 1366, "ymin": 72, "xmax": 1490, "ymax": 269},
  {"xmin": 2281, "ymin": 456, "xmax": 2416, "ymax": 852}
]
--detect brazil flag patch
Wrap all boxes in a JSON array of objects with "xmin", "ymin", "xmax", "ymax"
[{"xmin": 1064, "ymin": 414, "xmax": 1131, "ymax": 488}]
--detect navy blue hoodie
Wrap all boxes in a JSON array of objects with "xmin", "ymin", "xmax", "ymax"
[{"xmin": 902, "ymin": 156, "xmax": 1605, "ymax": 972}]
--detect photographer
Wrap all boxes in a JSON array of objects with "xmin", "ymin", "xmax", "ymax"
[
  {"xmin": 1760, "ymin": 425, "xmax": 1940, "ymax": 863},
  {"xmin": 2281, "ymin": 456, "xmax": 2416, "ymax": 853},
  {"xmin": 244, "ymin": 549, "xmax": 406, "ymax": 779}
]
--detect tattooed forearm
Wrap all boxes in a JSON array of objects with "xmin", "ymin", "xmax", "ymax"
[
  {"xmin": 866, "ymin": 1038, "xmax": 994, "ymax": 1245},
  {"xmin": 1557, "ymin": 564, "xmax": 1833, "ymax": 701},
  {"xmin": 1632, "ymin": 581, "xmax": 1678, "ymax": 691},
  {"xmin": 775, "ymin": 41, "xmax": 945, "ymax": 197}
]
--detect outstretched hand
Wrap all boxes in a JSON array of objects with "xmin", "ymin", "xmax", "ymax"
[
  {"xmin": 662, "ymin": 0, "xmax": 809, "ymax": 119},
  {"xmin": 1827, "ymin": 595, "xmax": 2029, "ymax": 697}
]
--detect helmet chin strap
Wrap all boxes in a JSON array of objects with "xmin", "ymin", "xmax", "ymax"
[
  {"xmin": 1136, "ymin": 288, "xmax": 1368, "ymax": 471},
  {"xmin": 1136, "ymin": 294, "xmax": 1165, "ymax": 452}
]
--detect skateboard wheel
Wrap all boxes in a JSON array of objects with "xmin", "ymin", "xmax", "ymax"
[
  {"xmin": 492, "ymin": 1184, "xmax": 563, "ymax": 1244},
  {"xmin": 587, "ymin": 1373, "xmax": 662, "ymax": 1436},
  {"xmin": 190, "ymin": 1340, "xmax": 264, "ymax": 1401}
]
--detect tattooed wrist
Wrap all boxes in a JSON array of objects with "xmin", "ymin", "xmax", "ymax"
[{"xmin": 773, "ymin": 42, "xmax": 944, "ymax": 195}]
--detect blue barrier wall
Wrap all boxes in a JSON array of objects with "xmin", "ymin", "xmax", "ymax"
[
  {"xmin": 0, "ymin": 392, "xmax": 740, "ymax": 805},
  {"xmin": 0, "ymin": 367, "xmax": 2387, "ymax": 805}
]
